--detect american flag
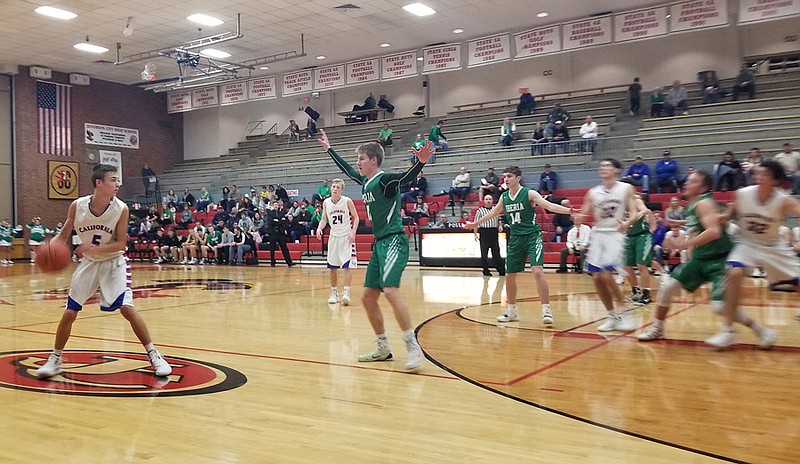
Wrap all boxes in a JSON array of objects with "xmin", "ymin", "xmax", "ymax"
[{"xmin": 37, "ymin": 81, "xmax": 72, "ymax": 156}]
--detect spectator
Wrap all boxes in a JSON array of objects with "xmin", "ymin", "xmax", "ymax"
[
  {"xmin": 713, "ymin": 151, "xmax": 743, "ymax": 191},
  {"xmin": 180, "ymin": 188, "xmax": 195, "ymax": 209},
  {"xmin": 429, "ymin": 120, "xmax": 448, "ymax": 151},
  {"xmin": 530, "ymin": 122, "xmax": 548, "ymax": 156},
  {"xmin": 408, "ymin": 196, "xmax": 430, "ymax": 224},
  {"xmin": 664, "ymin": 197, "xmax": 684, "ymax": 221},
  {"xmin": 288, "ymin": 119, "xmax": 301, "ymax": 142},
  {"xmin": 312, "ymin": 179, "xmax": 331, "ymax": 205},
  {"xmin": 447, "ymin": 167, "xmax": 471, "ymax": 207},
  {"xmin": 556, "ymin": 215, "xmax": 591, "ymax": 273},
  {"xmin": 479, "ymin": 167, "xmax": 500, "ymax": 202},
  {"xmin": 622, "ymin": 156, "xmax": 651, "ymax": 193},
  {"xmin": 377, "ymin": 123, "xmax": 393, "ymax": 148},
  {"xmin": 665, "ymin": 80, "xmax": 689, "ymax": 116},
  {"xmin": 516, "ymin": 89, "xmax": 535, "ymax": 116},
  {"xmin": 538, "ymin": 164, "xmax": 558, "ymax": 194},
  {"xmin": 629, "ymin": 77, "xmax": 642, "ymax": 116},
  {"xmin": 732, "ymin": 66, "xmax": 756, "ymax": 100},
  {"xmin": 775, "ymin": 142, "xmax": 800, "ymax": 194},
  {"xmin": 408, "ymin": 133, "xmax": 427, "ymax": 164},
  {"xmin": 499, "ymin": 117, "xmax": 516, "ymax": 147},
  {"xmin": 306, "ymin": 117, "xmax": 318, "ymax": 140},
  {"xmin": 546, "ymin": 103, "xmax": 571, "ymax": 137},
  {"xmin": 551, "ymin": 121, "xmax": 570, "ymax": 153},
  {"xmin": 552, "ymin": 199, "xmax": 574, "ymax": 241},
  {"xmin": 401, "ymin": 170, "xmax": 427, "ymax": 204},
  {"xmin": 578, "ymin": 115, "xmax": 598, "ymax": 153},
  {"xmin": 655, "ymin": 150, "xmax": 682, "ymax": 193},
  {"xmin": 141, "ymin": 163, "xmax": 157, "ymax": 194},
  {"xmin": 650, "ymin": 87, "xmax": 665, "ymax": 117},
  {"xmin": 195, "ymin": 187, "xmax": 211, "ymax": 212},
  {"xmin": 741, "ymin": 147, "xmax": 763, "ymax": 185},
  {"xmin": 700, "ymin": 71, "xmax": 721, "ymax": 104}
]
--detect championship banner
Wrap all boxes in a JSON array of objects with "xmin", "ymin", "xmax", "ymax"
[
  {"xmin": 739, "ymin": 0, "xmax": 799, "ymax": 23},
  {"xmin": 346, "ymin": 58, "xmax": 381, "ymax": 85},
  {"xmin": 219, "ymin": 82, "xmax": 247, "ymax": 106},
  {"xmin": 514, "ymin": 26, "xmax": 562, "ymax": 60},
  {"xmin": 421, "ymin": 44, "xmax": 461, "ymax": 74},
  {"xmin": 282, "ymin": 70, "xmax": 313, "ymax": 96},
  {"xmin": 98, "ymin": 150, "xmax": 122, "ymax": 180},
  {"xmin": 47, "ymin": 160, "xmax": 79, "ymax": 200},
  {"xmin": 167, "ymin": 91, "xmax": 192, "ymax": 113},
  {"xmin": 614, "ymin": 6, "xmax": 668, "ymax": 42},
  {"xmin": 248, "ymin": 77, "xmax": 277, "ymax": 101},
  {"xmin": 381, "ymin": 51, "xmax": 418, "ymax": 81},
  {"xmin": 467, "ymin": 33, "xmax": 511, "ymax": 67},
  {"xmin": 192, "ymin": 87, "xmax": 219, "ymax": 109},
  {"xmin": 563, "ymin": 16, "xmax": 613, "ymax": 50},
  {"xmin": 670, "ymin": 0, "xmax": 728, "ymax": 32},
  {"xmin": 84, "ymin": 123, "xmax": 139, "ymax": 149},
  {"xmin": 314, "ymin": 64, "xmax": 346, "ymax": 90}
]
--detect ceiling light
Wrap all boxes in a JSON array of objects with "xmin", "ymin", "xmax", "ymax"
[
  {"xmin": 403, "ymin": 3, "xmax": 436, "ymax": 17},
  {"xmin": 452, "ymin": 28, "xmax": 464, "ymax": 34},
  {"xmin": 187, "ymin": 14, "xmax": 224, "ymax": 26},
  {"xmin": 74, "ymin": 42, "xmax": 108, "ymax": 54},
  {"xmin": 380, "ymin": 43, "xmax": 391, "ymax": 48},
  {"xmin": 316, "ymin": 55, "xmax": 326, "ymax": 60},
  {"xmin": 537, "ymin": 12, "xmax": 549, "ymax": 18},
  {"xmin": 35, "ymin": 6, "xmax": 77, "ymax": 20},
  {"xmin": 200, "ymin": 48, "xmax": 231, "ymax": 58},
  {"xmin": 259, "ymin": 66, "xmax": 270, "ymax": 70}
]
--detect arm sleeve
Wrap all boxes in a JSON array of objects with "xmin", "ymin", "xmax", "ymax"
[
  {"xmin": 380, "ymin": 161, "xmax": 426, "ymax": 197},
  {"xmin": 327, "ymin": 148, "xmax": 363, "ymax": 185}
]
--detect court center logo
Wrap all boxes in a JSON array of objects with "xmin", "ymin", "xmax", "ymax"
[{"xmin": 0, "ymin": 350, "xmax": 247, "ymax": 397}]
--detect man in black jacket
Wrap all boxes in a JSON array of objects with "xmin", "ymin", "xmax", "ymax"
[{"xmin": 266, "ymin": 203, "xmax": 294, "ymax": 267}]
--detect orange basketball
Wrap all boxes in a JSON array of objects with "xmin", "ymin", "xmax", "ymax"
[{"xmin": 35, "ymin": 241, "xmax": 72, "ymax": 273}]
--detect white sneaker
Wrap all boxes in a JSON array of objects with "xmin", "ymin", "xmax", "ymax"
[
  {"xmin": 36, "ymin": 353, "xmax": 62, "ymax": 378},
  {"xmin": 148, "ymin": 350, "xmax": 172, "ymax": 376},
  {"xmin": 496, "ymin": 308, "xmax": 519, "ymax": 322},
  {"xmin": 598, "ymin": 314, "xmax": 623, "ymax": 332},
  {"xmin": 756, "ymin": 327, "xmax": 777, "ymax": 350},
  {"xmin": 404, "ymin": 335, "xmax": 424, "ymax": 370},
  {"xmin": 638, "ymin": 325, "xmax": 665, "ymax": 341},
  {"xmin": 340, "ymin": 290, "xmax": 350, "ymax": 306},
  {"xmin": 327, "ymin": 289, "xmax": 339, "ymax": 304},
  {"xmin": 542, "ymin": 309, "xmax": 554, "ymax": 325},
  {"xmin": 357, "ymin": 344, "xmax": 393, "ymax": 362},
  {"xmin": 705, "ymin": 329, "xmax": 737, "ymax": 349}
]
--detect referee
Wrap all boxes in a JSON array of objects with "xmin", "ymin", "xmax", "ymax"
[{"xmin": 474, "ymin": 194, "xmax": 505, "ymax": 276}]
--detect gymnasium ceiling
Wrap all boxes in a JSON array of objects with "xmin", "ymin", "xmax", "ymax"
[{"xmin": 2, "ymin": 0, "xmax": 661, "ymax": 86}]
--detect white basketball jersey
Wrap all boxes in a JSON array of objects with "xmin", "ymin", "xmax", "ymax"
[
  {"xmin": 324, "ymin": 196, "xmax": 353, "ymax": 238},
  {"xmin": 735, "ymin": 185, "xmax": 787, "ymax": 246},
  {"xmin": 74, "ymin": 195, "xmax": 126, "ymax": 261},
  {"xmin": 588, "ymin": 181, "xmax": 631, "ymax": 231}
]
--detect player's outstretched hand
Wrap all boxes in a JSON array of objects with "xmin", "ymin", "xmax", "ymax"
[
  {"xmin": 411, "ymin": 141, "xmax": 435, "ymax": 164},
  {"xmin": 318, "ymin": 129, "xmax": 331, "ymax": 150}
]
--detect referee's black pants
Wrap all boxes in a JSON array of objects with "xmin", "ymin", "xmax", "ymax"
[{"xmin": 478, "ymin": 228, "xmax": 505, "ymax": 275}]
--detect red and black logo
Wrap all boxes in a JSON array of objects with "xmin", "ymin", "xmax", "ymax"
[{"xmin": 0, "ymin": 350, "xmax": 247, "ymax": 397}]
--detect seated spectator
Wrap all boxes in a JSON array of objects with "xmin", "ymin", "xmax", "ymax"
[
  {"xmin": 164, "ymin": 189, "xmax": 178, "ymax": 208},
  {"xmin": 499, "ymin": 117, "xmax": 516, "ymax": 147},
  {"xmin": 556, "ymin": 215, "xmax": 591, "ymax": 273},
  {"xmin": 288, "ymin": 119, "xmax": 301, "ymax": 141},
  {"xmin": 479, "ymin": 167, "xmax": 500, "ymax": 202},
  {"xmin": 700, "ymin": 71, "xmax": 721, "ymax": 104},
  {"xmin": 552, "ymin": 199, "xmax": 574, "ymax": 241},
  {"xmin": 650, "ymin": 87, "xmax": 665, "ymax": 117},
  {"xmin": 401, "ymin": 170, "xmax": 427, "ymax": 204},
  {"xmin": 196, "ymin": 187, "xmax": 211, "ymax": 212},
  {"xmin": 774, "ymin": 142, "xmax": 800, "ymax": 194},
  {"xmin": 538, "ymin": 164, "xmax": 558, "ymax": 194},
  {"xmin": 578, "ymin": 115, "xmax": 598, "ymax": 153},
  {"xmin": 665, "ymin": 80, "xmax": 689, "ymax": 116},
  {"xmin": 622, "ymin": 156, "xmax": 650, "ymax": 193},
  {"xmin": 655, "ymin": 150, "xmax": 683, "ymax": 193},
  {"xmin": 408, "ymin": 196, "xmax": 430, "ymax": 224},
  {"xmin": 546, "ymin": 103, "xmax": 571, "ymax": 137},
  {"xmin": 714, "ymin": 151, "xmax": 743, "ymax": 191},
  {"xmin": 306, "ymin": 117, "xmax": 318, "ymax": 140},
  {"xmin": 448, "ymin": 167, "xmax": 471, "ymax": 206},
  {"xmin": 516, "ymin": 89, "xmax": 535, "ymax": 116},
  {"xmin": 732, "ymin": 66, "xmax": 756, "ymax": 101},
  {"xmin": 664, "ymin": 197, "xmax": 684, "ymax": 221},
  {"xmin": 429, "ymin": 120, "xmax": 448, "ymax": 151},
  {"xmin": 530, "ymin": 122, "xmax": 548, "ymax": 156},
  {"xmin": 408, "ymin": 133, "xmax": 427, "ymax": 164},
  {"xmin": 629, "ymin": 77, "xmax": 642, "ymax": 116},
  {"xmin": 741, "ymin": 147, "xmax": 763, "ymax": 185},
  {"xmin": 377, "ymin": 123, "xmax": 393, "ymax": 147},
  {"xmin": 312, "ymin": 179, "xmax": 331, "ymax": 205},
  {"xmin": 550, "ymin": 121, "xmax": 570, "ymax": 153}
]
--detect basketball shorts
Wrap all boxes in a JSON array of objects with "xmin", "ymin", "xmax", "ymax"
[
  {"xmin": 67, "ymin": 254, "xmax": 133, "ymax": 311},
  {"xmin": 327, "ymin": 235, "xmax": 357, "ymax": 269},
  {"xmin": 625, "ymin": 233, "xmax": 654, "ymax": 267},
  {"xmin": 672, "ymin": 255, "xmax": 727, "ymax": 301},
  {"xmin": 505, "ymin": 232, "xmax": 543, "ymax": 274},
  {"xmin": 727, "ymin": 242, "xmax": 800, "ymax": 285},
  {"xmin": 364, "ymin": 233, "xmax": 408, "ymax": 289},
  {"xmin": 586, "ymin": 230, "xmax": 625, "ymax": 272}
]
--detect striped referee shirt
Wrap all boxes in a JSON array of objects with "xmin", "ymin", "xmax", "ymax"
[{"xmin": 474, "ymin": 206, "xmax": 499, "ymax": 229}]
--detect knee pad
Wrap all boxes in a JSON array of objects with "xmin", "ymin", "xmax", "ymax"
[{"xmin": 656, "ymin": 277, "xmax": 682, "ymax": 307}]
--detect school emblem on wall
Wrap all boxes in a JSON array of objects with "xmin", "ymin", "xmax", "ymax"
[{"xmin": 48, "ymin": 160, "xmax": 79, "ymax": 199}]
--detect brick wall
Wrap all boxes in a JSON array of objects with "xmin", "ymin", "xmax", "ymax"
[{"xmin": 14, "ymin": 66, "xmax": 183, "ymax": 228}]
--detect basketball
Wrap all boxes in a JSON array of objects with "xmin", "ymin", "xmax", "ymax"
[{"xmin": 35, "ymin": 241, "xmax": 72, "ymax": 273}]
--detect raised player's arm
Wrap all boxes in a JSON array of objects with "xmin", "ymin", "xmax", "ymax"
[
  {"xmin": 315, "ymin": 201, "xmax": 329, "ymax": 239},
  {"xmin": 528, "ymin": 189, "xmax": 572, "ymax": 214},
  {"xmin": 465, "ymin": 197, "xmax": 505, "ymax": 231},
  {"xmin": 347, "ymin": 198, "xmax": 360, "ymax": 243},
  {"xmin": 677, "ymin": 199, "xmax": 721, "ymax": 250},
  {"xmin": 86, "ymin": 205, "xmax": 130, "ymax": 257},
  {"xmin": 319, "ymin": 129, "xmax": 362, "ymax": 184},
  {"xmin": 53, "ymin": 200, "xmax": 77, "ymax": 245}
]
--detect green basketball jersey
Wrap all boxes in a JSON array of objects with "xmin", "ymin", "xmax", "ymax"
[
  {"xmin": 684, "ymin": 192, "xmax": 732, "ymax": 259},
  {"xmin": 502, "ymin": 187, "xmax": 540, "ymax": 235},
  {"xmin": 627, "ymin": 215, "xmax": 648, "ymax": 236},
  {"xmin": 362, "ymin": 172, "xmax": 404, "ymax": 239}
]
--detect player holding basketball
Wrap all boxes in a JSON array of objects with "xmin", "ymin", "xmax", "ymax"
[
  {"xmin": 465, "ymin": 166, "xmax": 573, "ymax": 325},
  {"xmin": 36, "ymin": 164, "xmax": 171, "ymax": 378},
  {"xmin": 318, "ymin": 129, "xmax": 432, "ymax": 370},
  {"xmin": 316, "ymin": 179, "xmax": 360, "ymax": 306}
]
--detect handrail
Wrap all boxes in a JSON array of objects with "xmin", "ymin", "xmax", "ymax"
[{"xmin": 452, "ymin": 83, "xmax": 631, "ymax": 112}]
